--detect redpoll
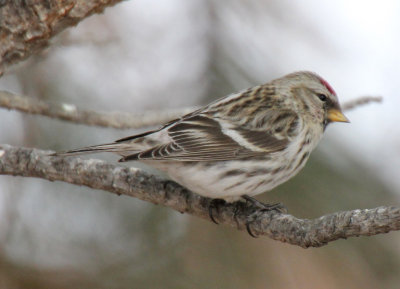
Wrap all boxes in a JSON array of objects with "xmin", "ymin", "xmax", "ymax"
[{"xmin": 57, "ymin": 71, "xmax": 348, "ymax": 206}]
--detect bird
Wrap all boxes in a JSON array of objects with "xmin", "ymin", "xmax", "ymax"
[{"xmin": 55, "ymin": 71, "xmax": 348, "ymax": 214}]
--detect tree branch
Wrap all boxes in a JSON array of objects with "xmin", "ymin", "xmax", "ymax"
[
  {"xmin": 0, "ymin": 144, "xmax": 398, "ymax": 248},
  {"xmin": 0, "ymin": 0, "xmax": 123, "ymax": 76},
  {"xmin": 341, "ymin": 96, "xmax": 383, "ymax": 111},
  {"xmin": 0, "ymin": 91, "xmax": 195, "ymax": 129},
  {"xmin": 0, "ymin": 90, "xmax": 382, "ymax": 129}
]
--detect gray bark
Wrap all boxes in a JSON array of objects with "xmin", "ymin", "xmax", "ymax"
[{"xmin": 0, "ymin": 144, "xmax": 398, "ymax": 248}]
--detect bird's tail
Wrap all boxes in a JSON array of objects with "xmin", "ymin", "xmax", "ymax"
[{"xmin": 51, "ymin": 142, "xmax": 137, "ymax": 157}]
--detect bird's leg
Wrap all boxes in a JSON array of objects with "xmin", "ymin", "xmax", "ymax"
[
  {"xmin": 208, "ymin": 198, "xmax": 226, "ymax": 224},
  {"xmin": 242, "ymin": 195, "xmax": 287, "ymax": 238},
  {"xmin": 242, "ymin": 195, "xmax": 287, "ymax": 212}
]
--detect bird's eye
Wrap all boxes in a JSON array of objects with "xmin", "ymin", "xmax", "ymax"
[{"xmin": 317, "ymin": 94, "xmax": 327, "ymax": 102}]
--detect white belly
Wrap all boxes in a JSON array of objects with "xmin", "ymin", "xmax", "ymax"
[{"xmin": 145, "ymin": 155, "xmax": 310, "ymax": 202}]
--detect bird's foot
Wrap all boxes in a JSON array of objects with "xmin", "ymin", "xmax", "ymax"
[
  {"xmin": 242, "ymin": 195, "xmax": 287, "ymax": 237},
  {"xmin": 208, "ymin": 198, "xmax": 227, "ymax": 224},
  {"xmin": 242, "ymin": 195, "xmax": 287, "ymax": 213}
]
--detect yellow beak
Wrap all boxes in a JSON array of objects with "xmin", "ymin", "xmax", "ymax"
[{"xmin": 327, "ymin": 108, "xmax": 350, "ymax": 123}]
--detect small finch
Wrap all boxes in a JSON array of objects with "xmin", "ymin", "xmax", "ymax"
[{"xmin": 57, "ymin": 71, "xmax": 348, "ymax": 206}]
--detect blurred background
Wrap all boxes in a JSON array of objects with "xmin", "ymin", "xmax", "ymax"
[{"xmin": 0, "ymin": 0, "xmax": 399, "ymax": 288}]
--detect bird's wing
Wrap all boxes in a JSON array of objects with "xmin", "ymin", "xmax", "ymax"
[{"xmin": 119, "ymin": 113, "xmax": 295, "ymax": 162}]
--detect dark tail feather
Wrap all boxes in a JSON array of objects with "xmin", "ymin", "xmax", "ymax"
[{"xmin": 51, "ymin": 142, "xmax": 131, "ymax": 157}]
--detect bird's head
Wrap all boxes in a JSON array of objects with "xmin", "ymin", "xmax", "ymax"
[{"xmin": 276, "ymin": 71, "xmax": 349, "ymax": 129}]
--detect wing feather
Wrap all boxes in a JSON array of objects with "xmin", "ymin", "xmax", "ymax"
[{"xmin": 120, "ymin": 114, "xmax": 291, "ymax": 162}]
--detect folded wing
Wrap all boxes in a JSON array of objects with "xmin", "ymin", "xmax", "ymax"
[{"xmin": 120, "ymin": 114, "xmax": 291, "ymax": 162}]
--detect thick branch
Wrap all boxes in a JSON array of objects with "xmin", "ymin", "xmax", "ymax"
[
  {"xmin": 0, "ymin": 144, "xmax": 398, "ymax": 248},
  {"xmin": 0, "ymin": 0, "xmax": 123, "ymax": 75},
  {"xmin": 0, "ymin": 91, "xmax": 195, "ymax": 129},
  {"xmin": 0, "ymin": 90, "xmax": 382, "ymax": 129}
]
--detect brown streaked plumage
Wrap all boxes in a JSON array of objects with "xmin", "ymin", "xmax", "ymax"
[{"xmin": 55, "ymin": 71, "xmax": 349, "ymax": 202}]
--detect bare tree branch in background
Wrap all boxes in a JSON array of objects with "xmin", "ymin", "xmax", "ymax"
[
  {"xmin": 0, "ymin": 91, "xmax": 195, "ymax": 129},
  {"xmin": 0, "ymin": 0, "xmax": 123, "ymax": 75},
  {"xmin": 0, "ymin": 90, "xmax": 382, "ymax": 129},
  {"xmin": 0, "ymin": 144, "xmax": 398, "ymax": 248},
  {"xmin": 341, "ymin": 96, "xmax": 383, "ymax": 111}
]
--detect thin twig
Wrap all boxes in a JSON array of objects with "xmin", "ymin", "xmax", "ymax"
[
  {"xmin": 0, "ymin": 144, "xmax": 398, "ymax": 248},
  {"xmin": 0, "ymin": 91, "xmax": 195, "ymax": 129},
  {"xmin": 342, "ymin": 96, "xmax": 383, "ymax": 111}
]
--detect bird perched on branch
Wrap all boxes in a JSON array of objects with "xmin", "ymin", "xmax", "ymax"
[{"xmin": 55, "ymin": 71, "xmax": 348, "ymax": 212}]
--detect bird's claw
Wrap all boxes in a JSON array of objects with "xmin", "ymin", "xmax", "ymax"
[
  {"xmin": 208, "ymin": 198, "xmax": 226, "ymax": 224},
  {"xmin": 242, "ymin": 195, "xmax": 287, "ymax": 213},
  {"xmin": 208, "ymin": 195, "xmax": 287, "ymax": 238},
  {"xmin": 242, "ymin": 195, "xmax": 287, "ymax": 237}
]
